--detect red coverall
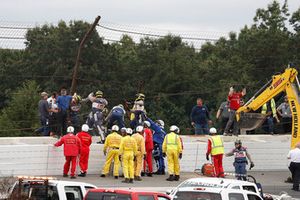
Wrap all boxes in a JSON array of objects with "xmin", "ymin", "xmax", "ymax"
[
  {"xmin": 55, "ymin": 133, "xmax": 81, "ymax": 177},
  {"xmin": 206, "ymin": 139, "xmax": 224, "ymax": 178},
  {"xmin": 143, "ymin": 128, "xmax": 154, "ymax": 173},
  {"xmin": 76, "ymin": 131, "xmax": 92, "ymax": 173}
]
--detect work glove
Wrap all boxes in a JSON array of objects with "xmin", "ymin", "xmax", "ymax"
[
  {"xmin": 134, "ymin": 156, "xmax": 137, "ymax": 161},
  {"xmin": 179, "ymin": 153, "xmax": 182, "ymax": 159},
  {"xmin": 103, "ymin": 151, "xmax": 106, "ymax": 156},
  {"xmin": 249, "ymin": 162, "xmax": 254, "ymax": 170},
  {"xmin": 206, "ymin": 154, "xmax": 209, "ymax": 161},
  {"xmin": 162, "ymin": 153, "xmax": 166, "ymax": 157},
  {"xmin": 143, "ymin": 155, "xmax": 146, "ymax": 160},
  {"xmin": 119, "ymin": 155, "xmax": 122, "ymax": 161}
]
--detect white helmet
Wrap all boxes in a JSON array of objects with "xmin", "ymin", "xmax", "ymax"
[
  {"xmin": 81, "ymin": 124, "xmax": 89, "ymax": 132},
  {"xmin": 112, "ymin": 125, "xmax": 119, "ymax": 132},
  {"xmin": 136, "ymin": 125, "xmax": 143, "ymax": 133},
  {"xmin": 126, "ymin": 128, "xmax": 133, "ymax": 135},
  {"xmin": 209, "ymin": 127, "xmax": 217, "ymax": 134},
  {"xmin": 120, "ymin": 127, "xmax": 127, "ymax": 133},
  {"xmin": 170, "ymin": 125, "xmax": 179, "ymax": 133},
  {"xmin": 156, "ymin": 120, "xmax": 165, "ymax": 128},
  {"xmin": 144, "ymin": 121, "xmax": 151, "ymax": 127},
  {"xmin": 67, "ymin": 126, "xmax": 75, "ymax": 133}
]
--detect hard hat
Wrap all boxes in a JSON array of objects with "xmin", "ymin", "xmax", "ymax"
[
  {"xmin": 156, "ymin": 120, "xmax": 165, "ymax": 128},
  {"xmin": 120, "ymin": 127, "xmax": 127, "ymax": 132},
  {"xmin": 67, "ymin": 126, "xmax": 75, "ymax": 133},
  {"xmin": 81, "ymin": 124, "xmax": 89, "ymax": 132},
  {"xmin": 170, "ymin": 125, "xmax": 179, "ymax": 133},
  {"xmin": 112, "ymin": 125, "xmax": 119, "ymax": 132},
  {"xmin": 95, "ymin": 90, "xmax": 103, "ymax": 98},
  {"xmin": 136, "ymin": 93, "xmax": 145, "ymax": 99},
  {"xmin": 209, "ymin": 127, "xmax": 217, "ymax": 134},
  {"xmin": 144, "ymin": 121, "xmax": 151, "ymax": 127},
  {"xmin": 235, "ymin": 139, "xmax": 242, "ymax": 145},
  {"xmin": 118, "ymin": 104, "xmax": 124, "ymax": 109},
  {"xmin": 126, "ymin": 128, "xmax": 133, "ymax": 135},
  {"xmin": 136, "ymin": 126, "xmax": 143, "ymax": 133}
]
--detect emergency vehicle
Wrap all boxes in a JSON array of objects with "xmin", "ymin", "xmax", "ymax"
[
  {"xmin": 7, "ymin": 176, "xmax": 96, "ymax": 200},
  {"xmin": 84, "ymin": 188, "xmax": 171, "ymax": 200}
]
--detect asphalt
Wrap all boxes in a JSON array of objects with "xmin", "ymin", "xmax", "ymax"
[{"xmin": 54, "ymin": 170, "xmax": 300, "ymax": 199}]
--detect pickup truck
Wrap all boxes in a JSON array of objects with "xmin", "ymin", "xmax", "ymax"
[
  {"xmin": 84, "ymin": 188, "xmax": 171, "ymax": 200},
  {"xmin": 7, "ymin": 176, "xmax": 96, "ymax": 200}
]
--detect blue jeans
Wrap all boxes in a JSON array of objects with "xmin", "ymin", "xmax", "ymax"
[
  {"xmin": 263, "ymin": 116, "xmax": 274, "ymax": 134},
  {"xmin": 37, "ymin": 116, "xmax": 49, "ymax": 136},
  {"xmin": 108, "ymin": 112, "xmax": 125, "ymax": 129},
  {"xmin": 234, "ymin": 162, "xmax": 247, "ymax": 180},
  {"xmin": 195, "ymin": 123, "xmax": 209, "ymax": 135}
]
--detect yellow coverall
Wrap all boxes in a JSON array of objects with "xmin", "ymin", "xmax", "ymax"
[
  {"xmin": 102, "ymin": 132, "xmax": 122, "ymax": 176},
  {"xmin": 132, "ymin": 133, "xmax": 146, "ymax": 177},
  {"xmin": 162, "ymin": 132, "xmax": 182, "ymax": 176},
  {"xmin": 119, "ymin": 135, "xmax": 137, "ymax": 179}
]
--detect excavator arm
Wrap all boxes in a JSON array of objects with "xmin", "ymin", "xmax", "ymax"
[{"xmin": 236, "ymin": 68, "xmax": 300, "ymax": 148}]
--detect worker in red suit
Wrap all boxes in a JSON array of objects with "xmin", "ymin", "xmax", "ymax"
[
  {"xmin": 206, "ymin": 127, "xmax": 225, "ymax": 178},
  {"xmin": 77, "ymin": 124, "xmax": 92, "ymax": 177},
  {"xmin": 54, "ymin": 126, "xmax": 81, "ymax": 179},
  {"xmin": 142, "ymin": 121, "xmax": 154, "ymax": 177}
]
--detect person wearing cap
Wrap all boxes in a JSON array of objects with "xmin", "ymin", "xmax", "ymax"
[
  {"xmin": 130, "ymin": 93, "xmax": 146, "ymax": 129},
  {"xmin": 119, "ymin": 128, "xmax": 137, "ymax": 183},
  {"xmin": 287, "ymin": 142, "xmax": 300, "ymax": 191},
  {"xmin": 132, "ymin": 126, "xmax": 146, "ymax": 181},
  {"xmin": 54, "ymin": 126, "xmax": 81, "ymax": 179},
  {"xmin": 101, "ymin": 125, "xmax": 122, "ymax": 179},
  {"xmin": 106, "ymin": 104, "xmax": 126, "ymax": 129},
  {"xmin": 143, "ymin": 121, "xmax": 154, "ymax": 176},
  {"xmin": 76, "ymin": 124, "xmax": 92, "ymax": 177},
  {"xmin": 163, "ymin": 125, "xmax": 183, "ymax": 181},
  {"xmin": 37, "ymin": 92, "xmax": 52, "ymax": 136},
  {"xmin": 206, "ymin": 127, "xmax": 225, "ymax": 178},
  {"xmin": 226, "ymin": 139, "xmax": 254, "ymax": 180}
]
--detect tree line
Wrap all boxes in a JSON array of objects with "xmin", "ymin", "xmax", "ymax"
[{"xmin": 0, "ymin": 1, "xmax": 299, "ymax": 136}]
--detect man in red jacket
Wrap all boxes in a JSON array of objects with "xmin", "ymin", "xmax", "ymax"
[
  {"xmin": 143, "ymin": 121, "xmax": 154, "ymax": 177},
  {"xmin": 77, "ymin": 124, "xmax": 92, "ymax": 177},
  {"xmin": 54, "ymin": 126, "xmax": 81, "ymax": 179}
]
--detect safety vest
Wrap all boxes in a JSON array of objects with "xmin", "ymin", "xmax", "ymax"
[
  {"xmin": 210, "ymin": 135, "xmax": 224, "ymax": 155},
  {"xmin": 261, "ymin": 98, "xmax": 276, "ymax": 117},
  {"xmin": 165, "ymin": 132, "xmax": 179, "ymax": 151}
]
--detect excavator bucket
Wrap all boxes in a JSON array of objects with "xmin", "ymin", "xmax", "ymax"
[{"xmin": 238, "ymin": 112, "xmax": 266, "ymax": 131}]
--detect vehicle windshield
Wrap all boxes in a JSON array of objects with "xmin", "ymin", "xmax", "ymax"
[
  {"xmin": 179, "ymin": 181, "xmax": 223, "ymax": 189},
  {"xmin": 173, "ymin": 191, "xmax": 222, "ymax": 200},
  {"xmin": 85, "ymin": 192, "xmax": 131, "ymax": 200}
]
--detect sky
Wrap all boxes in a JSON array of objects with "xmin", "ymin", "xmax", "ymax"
[{"xmin": 0, "ymin": 0, "xmax": 299, "ymax": 49}]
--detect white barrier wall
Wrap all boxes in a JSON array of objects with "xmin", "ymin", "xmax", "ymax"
[{"xmin": 0, "ymin": 136, "xmax": 291, "ymax": 177}]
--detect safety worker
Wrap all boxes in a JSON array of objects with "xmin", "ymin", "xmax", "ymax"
[
  {"xmin": 101, "ymin": 125, "xmax": 122, "ymax": 179},
  {"xmin": 206, "ymin": 127, "xmax": 225, "ymax": 178},
  {"xmin": 119, "ymin": 128, "xmax": 137, "ymax": 183},
  {"xmin": 261, "ymin": 98, "xmax": 279, "ymax": 134},
  {"xmin": 54, "ymin": 126, "xmax": 81, "ymax": 179},
  {"xmin": 145, "ymin": 118, "xmax": 166, "ymax": 175},
  {"xmin": 120, "ymin": 127, "xmax": 127, "ymax": 137},
  {"xmin": 106, "ymin": 104, "xmax": 126, "ymax": 129},
  {"xmin": 226, "ymin": 139, "xmax": 254, "ymax": 180},
  {"xmin": 163, "ymin": 125, "xmax": 183, "ymax": 181},
  {"xmin": 130, "ymin": 93, "xmax": 146, "ymax": 129},
  {"xmin": 85, "ymin": 90, "xmax": 108, "ymax": 143},
  {"xmin": 143, "ymin": 121, "xmax": 154, "ymax": 177},
  {"xmin": 76, "ymin": 124, "xmax": 92, "ymax": 177},
  {"xmin": 69, "ymin": 94, "xmax": 82, "ymax": 133},
  {"xmin": 132, "ymin": 125, "xmax": 146, "ymax": 181}
]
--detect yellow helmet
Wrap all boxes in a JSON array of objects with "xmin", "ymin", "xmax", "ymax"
[
  {"xmin": 135, "ymin": 93, "xmax": 145, "ymax": 101},
  {"xmin": 95, "ymin": 90, "xmax": 103, "ymax": 98}
]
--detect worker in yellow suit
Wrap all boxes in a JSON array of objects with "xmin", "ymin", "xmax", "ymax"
[
  {"xmin": 163, "ymin": 125, "xmax": 182, "ymax": 181},
  {"xmin": 101, "ymin": 125, "xmax": 122, "ymax": 179},
  {"xmin": 119, "ymin": 128, "xmax": 137, "ymax": 183},
  {"xmin": 132, "ymin": 125, "xmax": 146, "ymax": 181}
]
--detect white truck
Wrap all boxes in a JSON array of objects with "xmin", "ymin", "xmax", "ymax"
[{"xmin": 7, "ymin": 176, "xmax": 97, "ymax": 200}]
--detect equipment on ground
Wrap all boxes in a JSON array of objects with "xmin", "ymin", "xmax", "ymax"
[
  {"xmin": 236, "ymin": 67, "xmax": 300, "ymax": 148},
  {"xmin": 200, "ymin": 163, "xmax": 215, "ymax": 177}
]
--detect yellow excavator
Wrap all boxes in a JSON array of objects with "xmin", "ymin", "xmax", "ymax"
[{"xmin": 236, "ymin": 67, "xmax": 300, "ymax": 148}]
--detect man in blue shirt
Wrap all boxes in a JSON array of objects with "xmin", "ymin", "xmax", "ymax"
[
  {"xmin": 56, "ymin": 87, "xmax": 72, "ymax": 136},
  {"xmin": 190, "ymin": 98, "xmax": 211, "ymax": 135}
]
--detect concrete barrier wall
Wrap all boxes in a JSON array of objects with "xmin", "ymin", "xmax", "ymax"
[{"xmin": 0, "ymin": 136, "xmax": 291, "ymax": 177}]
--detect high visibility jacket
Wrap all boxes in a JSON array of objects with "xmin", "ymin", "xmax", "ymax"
[
  {"xmin": 162, "ymin": 132, "xmax": 182, "ymax": 153},
  {"xmin": 209, "ymin": 135, "xmax": 224, "ymax": 156},
  {"xmin": 119, "ymin": 135, "xmax": 137, "ymax": 155},
  {"xmin": 54, "ymin": 133, "xmax": 81, "ymax": 156},
  {"xmin": 132, "ymin": 133, "xmax": 146, "ymax": 155},
  {"xmin": 104, "ymin": 132, "xmax": 122, "ymax": 152},
  {"xmin": 76, "ymin": 131, "xmax": 92, "ymax": 150},
  {"xmin": 261, "ymin": 98, "xmax": 276, "ymax": 117}
]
